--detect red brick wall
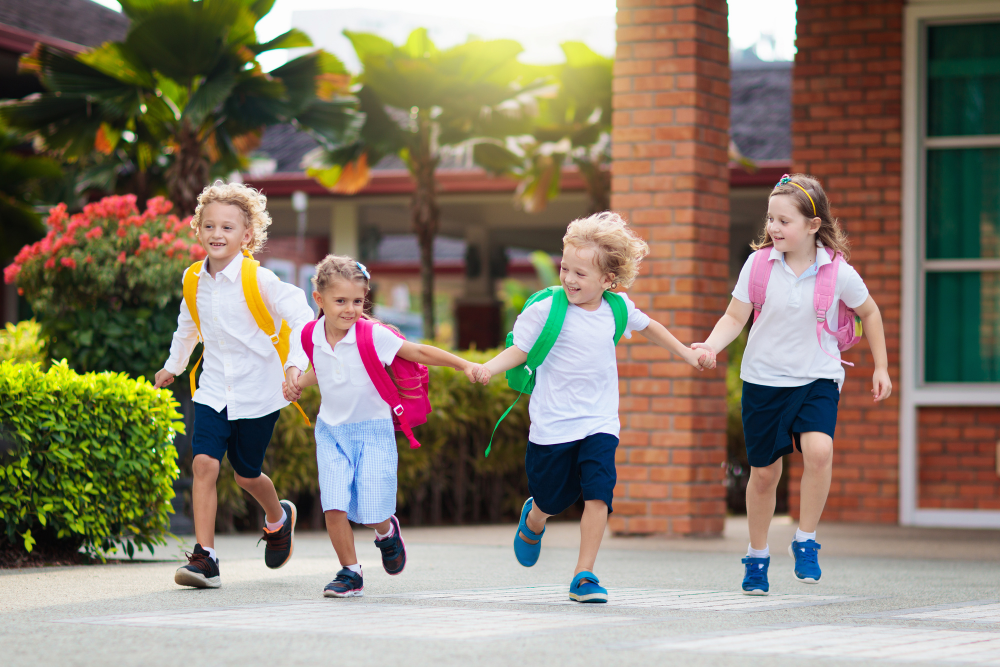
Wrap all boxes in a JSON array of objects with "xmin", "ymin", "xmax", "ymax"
[
  {"xmin": 610, "ymin": 0, "xmax": 730, "ymax": 535},
  {"xmin": 787, "ymin": 0, "xmax": 903, "ymax": 523},
  {"xmin": 919, "ymin": 408, "xmax": 1000, "ymax": 510}
]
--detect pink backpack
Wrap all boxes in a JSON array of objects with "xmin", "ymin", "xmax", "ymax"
[
  {"xmin": 301, "ymin": 317, "xmax": 431, "ymax": 449},
  {"xmin": 748, "ymin": 246, "xmax": 863, "ymax": 367}
]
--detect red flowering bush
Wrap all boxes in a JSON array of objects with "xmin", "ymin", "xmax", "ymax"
[{"xmin": 4, "ymin": 195, "xmax": 206, "ymax": 379}]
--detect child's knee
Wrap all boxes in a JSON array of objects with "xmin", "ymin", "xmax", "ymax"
[
  {"xmin": 750, "ymin": 461, "xmax": 782, "ymax": 489},
  {"xmin": 801, "ymin": 433, "xmax": 834, "ymax": 468},
  {"xmin": 325, "ymin": 509, "xmax": 348, "ymax": 525},
  {"xmin": 233, "ymin": 470, "xmax": 263, "ymax": 488},
  {"xmin": 192, "ymin": 454, "xmax": 220, "ymax": 480}
]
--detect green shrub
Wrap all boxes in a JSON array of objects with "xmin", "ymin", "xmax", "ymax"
[
  {"xmin": 0, "ymin": 360, "xmax": 183, "ymax": 558},
  {"xmin": 0, "ymin": 320, "xmax": 45, "ymax": 365},
  {"xmin": 3, "ymin": 195, "xmax": 205, "ymax": 380},
  {"xmin": 211, "ymin": 347, "xmax": 531, "ymax": 529}
]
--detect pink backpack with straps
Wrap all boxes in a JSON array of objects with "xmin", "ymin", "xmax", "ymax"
[
  {"xmin": 300, "ymin": 317, "xmax": 431, "ymax": 449},
  {"xmin": 748, "ymin": 246, "xmax": 863, "ymax": 367}
]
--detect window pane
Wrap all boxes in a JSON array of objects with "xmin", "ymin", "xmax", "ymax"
[
  {"xmin": 926, "ymin": 148, "xmax": 1000, "ymax": 259},
  {"xmin": 928, "ymin": 22, "xmax": 1000, "ymax": 136},
  {"xmin": 925, "ymin": 272, "xmax": 1000, "ymax": 382}
]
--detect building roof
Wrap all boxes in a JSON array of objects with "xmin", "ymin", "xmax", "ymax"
[
  {"xmin": 0, "ymin": 0, "xmax": 128, "ymax": 49},
  {"xmin": 730, "ymin": 61, "xmax": 792, "ymax": 161}
]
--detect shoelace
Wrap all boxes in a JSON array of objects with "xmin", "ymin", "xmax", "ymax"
[
  {"xmin": 795, "ymin": 543, "xmax": 819, "ymax": 565},
  {"xmin": 185, "ymin": 550, "xmax": 212, "ymax": 570},
  {"xmin": 258, "ymin": 527, "xmax": 290, "ymax": 551},
  {"xmin": 743, "ymin": 559, "xmax": 767, "ymax": 585},
  {"xmin": 375, "ymin": 535, "xmax": 401, "ymax": 559}
]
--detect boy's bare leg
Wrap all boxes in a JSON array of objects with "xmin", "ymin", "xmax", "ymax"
[
  {"xmin": 746, "ymin": 458, "xmax": 782, "ymax": 551},
  {"xmin": 192, "ymin": 454, "xmax": 220, "ymax": 548},
  {"xmin": 325, "ymin": 510, "xmax": 358, "ymax": 565},
  {"xmin": 797, "ymin": 432, "xmax": 834, "ymax": 533},
  {"xmin": 519, "ymin": 504, "xmax": 551, "ymax": 544},
  {"xmin": 574, "ymin": 499, "xmax": 608, "ymax": 577},
  {"xmin": 234, "ymin": 471, "xmax": 283, "ymax": 524}
]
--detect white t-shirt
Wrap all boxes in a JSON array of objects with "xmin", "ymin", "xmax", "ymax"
[
  {"xmin": 512, "ymin": 293, "xmax": 650, "ymax": 444},
  {"xmin": 288, "ymin": 318, "xmax": 404, "ymax": 427},
  {"xmin": 732, "ymin": 242, "xmax": 869, "ymax": 388}
]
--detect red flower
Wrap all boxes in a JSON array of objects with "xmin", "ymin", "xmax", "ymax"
[
  {"xmin": 145, "ymin": 196, "xmax": 173, "ymax": 216},
  {"xmin": 47, "ymin": 203, "xmax": 68, "ymax": 231},
  {"xmin": 3, "ymin": 263, "xmax": 20, "ymax": 284},
  {"xmin": 17, "ymin": 288, "xmax": 23, "ymax": 296},
  {"xmin": 190, "ymin": 245, "xmax": 207, "ymax": 260},
  {"xmin": 60, "ymin": 257, "xmax": 77, "ymax": 269},
  {"xmin": 85, "ymin": 227, "xmax": 104, "ymax": 240},
  {"xmin": 44, "ymin": 258, "xmax": 56, "ymax": 270},
  {"xmin": 117, "ymin": 251, "xmax": 126, "ymax": 264},
  {"xmin": 116, "ymin": 226, "xmax": 128, "ymax": 238},
  {"xmin": 85, "ymin": 255, "xmax": 94, "ymax": 264}
]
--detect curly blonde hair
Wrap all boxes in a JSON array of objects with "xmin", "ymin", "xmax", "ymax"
[
  {"xmin": 190, "ymin": 180, "xmax": 271, "ymax": 253},
  {"xmin": 562, "ymin": 211, "xmax": 649, "ymax": 289},
  {"xmin": 754, "ymin": 173, "xmax": 851, "ymax": 260}
]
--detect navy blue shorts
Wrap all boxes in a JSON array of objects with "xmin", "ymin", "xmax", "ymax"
[
  {"xmin": 741, "ymin": 379, "xmax": 840, "ymax": 468},
  {"xmin": 525, "ymin": 433, "xmax": 618, "ymax": 515},
  {"xmin": 192, "ymin": 404, "xmax": 280, "ymax": 479}
]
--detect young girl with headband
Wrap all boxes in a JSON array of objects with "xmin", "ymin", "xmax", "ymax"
[
  {"xmin": 282, "ymin": 255, "xmax": 487, "ymax": 597},
  {"xmin": 694, "ymin": 174, "xmax": 891, "ymax": 595}
]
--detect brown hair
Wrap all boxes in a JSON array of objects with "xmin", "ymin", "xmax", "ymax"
[
  {"xmin": 562, "ymin": 211, "xmax": 649, "ymax": 289},
  {"xmin": 753, "ymin": 173, "xmax": 850, "ymax": 260},
  {"xmin": 190, "ymin": 180, "xmax": 271, "ymax": 253}
]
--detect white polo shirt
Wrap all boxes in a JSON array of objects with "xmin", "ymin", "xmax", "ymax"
[
  {"xmin": 164, "ymin": 253, "xmax": 314, "ymax": 419},
  {"xmin": 288, "ymin": 318, "xmax": 404, "ymax": 427},
  {"xmin": 732, "ymin": 241, "xmax": 869, "ymax": 388}
]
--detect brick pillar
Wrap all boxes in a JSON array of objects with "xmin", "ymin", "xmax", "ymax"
[
  {"xmin": 610, "ymin": 0, "xmax": 730, "ymax": 535},
  {"xmin": 788, "ymin": 0, "xmax": 903, "ymax": 523}
]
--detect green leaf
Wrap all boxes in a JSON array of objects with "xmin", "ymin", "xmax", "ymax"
[
  {"xmin": 252, "ymin": 29, "xmax": 313, "ymax": 54},
  {"xmin": 77, "ymin": 43, "xmax": 155, "ymax": 88}
]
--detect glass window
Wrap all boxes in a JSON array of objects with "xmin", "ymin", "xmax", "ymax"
[
  {"xmin": 925, "ymin": 272, "xmax": 1000, "ymax": 382},
  {"xmin": 928, "ymin": 22, "xmax": 1000, "ymax": 137},
  {"xmin": 926, "ymin": 148, "xmax": 1000, "ymax": 260}
]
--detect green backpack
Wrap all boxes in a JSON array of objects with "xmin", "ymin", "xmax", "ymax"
[{"xmin": 486, "ymin": 286, "xmax": 628, "ymax": 456}]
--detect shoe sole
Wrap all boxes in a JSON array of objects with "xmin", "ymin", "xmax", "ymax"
[
  {"xmin": 569, "ymin": 593, "xmax": 608, "ymax": 603},
  {"xmin": 382, "ymin": 515, "xmax": 406, "ymax": 576},
  {"xmin": 742, "ymin": 588, "xmax": 769, "ymax": 596},
  {"xmin": 267, "ymin": 500, "xmax": 297, "ymax": 570},
  {"xmin": 323, "ymin": 588, "xmax": 364, "ymax": 598},
  {"xmin": 788, "ymin": 544, "xmax": 821, "ymax": 584},
  {"xmin": 174, "ymin": 568, "xmax": 221, "ymax": 589}
]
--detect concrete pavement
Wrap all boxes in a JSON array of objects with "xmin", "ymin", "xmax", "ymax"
[{"xmin": 2, "ymin": 517, "xmax": 999, "ymax": 666}]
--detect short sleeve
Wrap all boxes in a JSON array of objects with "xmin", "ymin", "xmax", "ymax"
[
  {"xmin": 286, "ymin": 323, "xmax": 308, "ymax": 371},
  {"xmin": 838, "ymin": 263, "xmax": 870, "ymax": 309},
  {"xmin": 512, "ymin": 298, "xmax": 551, "ymax": 353},
  {"xmin": 619, "ymin": 293, "xmax": 650, "ymax": 339},
  {"xmin": 732, "ymin": 253, "xmax": 755, "ymax": 304},
  {"xmin": 373, "ymin": 323, "xmax": 405, "ymax": 365}
]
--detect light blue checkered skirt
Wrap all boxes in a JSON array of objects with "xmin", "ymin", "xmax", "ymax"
[{"xmin": 315, "ymin": 417, "xmax": 398, "ymax": 524}]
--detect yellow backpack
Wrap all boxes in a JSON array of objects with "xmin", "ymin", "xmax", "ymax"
[{"xmin": 182, "ymin": 250, "xmax": 310, "ymax": 425}]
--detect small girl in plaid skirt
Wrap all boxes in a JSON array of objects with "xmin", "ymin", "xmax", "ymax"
[{"xmin": 283, "ymin": 255, "xmax": 486, "ymax": 598}]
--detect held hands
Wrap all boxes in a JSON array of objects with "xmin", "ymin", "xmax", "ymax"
[
  {"xmin": 153, "ymin": 369, "xmax": 175, "ymax": 389},
  {"xmin": 464, "ymin": 362, "xmax": 491, "ymax": 385},
  {"xmin": 681, "ymin": 346, "xmax": 708, "ymax": 371},
  {"xmin": 283, "ymin": 367, "xmax": 302, "ymax": 402},
  {"xmin": 690, "ymin": 342, "xmax": 717, "ymax": 370},
  {"xmin": 872, "ymin": 367, "xmax": 892, "ymax": 402}
]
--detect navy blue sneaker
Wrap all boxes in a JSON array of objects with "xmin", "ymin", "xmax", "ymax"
[
  {"xmin": 324, "ymin": 568, "xmax": 364, "ymax": 598},
  {"xmin": 741, "ymin": 556, "xmax": 770, "ymax": 595},
  {"xmin": 374, "ymin": 515, "xmax": 406, "ymax": 575},
  {"xmin": 788, "ymin": 539, "xmax": 822, "ymax": 583}
]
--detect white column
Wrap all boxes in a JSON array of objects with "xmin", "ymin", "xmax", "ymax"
[{"xmin": 330, "ymin": 202, "xmax": 359, "ymax": 258}]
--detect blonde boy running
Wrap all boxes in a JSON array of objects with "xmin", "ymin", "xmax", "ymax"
[
  {"xmin": 480, "ymin": 212, "xmax": 706, "ymax": 603},
  {"xmin": 154, "ymin": 181, "xmax": 314, "ymax": 589}
]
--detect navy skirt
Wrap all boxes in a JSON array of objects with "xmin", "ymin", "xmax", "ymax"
[{"xmin": 741, "ymin": 379, "xmax": 840, "ymax": 467}]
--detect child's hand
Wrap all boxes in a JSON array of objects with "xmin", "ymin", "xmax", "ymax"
[
  {"xmin": 284, "ymin": 367, "xmax": 302, "ymax": 401},
  {"xmin": 465, "ymin": 363, "xmax": 491, "ymax": 385},
  {"xmin": 680, "ymin": 346, "xmax": 707, "ymax": 371},
  {"xmin": 690, "ymin": 342, "xmax": 716, "ymax": 370},
  {"xmin": 282, "ymin": 381, "xmax": 301, "ymax": 402},
  {"xmin": 872, "ymin": 367, "xmax": 892, "ymax": 402},
  {"xmin": 154, "ymin": 369, "xmax": 175, "ymax": 389}
]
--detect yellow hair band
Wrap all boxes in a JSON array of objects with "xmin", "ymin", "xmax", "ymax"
[{"xmin": 776, "ymin": 174, "xmax": 817, "ymax": 217}]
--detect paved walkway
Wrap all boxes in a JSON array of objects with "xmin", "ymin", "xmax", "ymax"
[{"xmin": 3, "ymin": 517, "xmax": 999, "ymax": 666}]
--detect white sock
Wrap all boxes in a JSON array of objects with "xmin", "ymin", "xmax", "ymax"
[
  {"xmin": 747, "ymin": 544, "xmax": 769, "ymax": 558},
  {"xmin": 795, "ymin": 528, "xmax": 816, "ymax": 544},
  {"xmin": 265, "ymin": 508, "xmax": 287, "ymax": 532},
  {"xmin": 204, "ymin": 546, "xmax": 218, "ymax": 563},
  {"xmin": 375, "ymin": 522, "xmax": 394, "ymax": 540},
  {"xmin": 345, "ymin": 563, "xmax": 362, "ymax": 575}
]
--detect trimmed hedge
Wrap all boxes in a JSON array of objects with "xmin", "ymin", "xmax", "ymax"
[
  {"xmin": 0, "ymin": 360, "xmax": 183, "ymax": 558},
  {"xmin": 0, "ymin": 320, "xmax": 45, "ymax": 366}
]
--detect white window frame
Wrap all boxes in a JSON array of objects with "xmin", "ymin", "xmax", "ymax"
[{"xmin": 901, "ymin": 0, "xmax": 1000, "ymax": 528}]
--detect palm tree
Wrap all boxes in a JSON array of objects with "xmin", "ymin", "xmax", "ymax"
[
  {"xmin": 1, "ymin": 0, "xmax": 359, "ymax": 214},
  {"xmin": 0, "ymin": 121, "xmax": 61, "ymax": 261},
  {"xmin": 306, "ymin": 28, "xmax": 539, "ymax": 339}
]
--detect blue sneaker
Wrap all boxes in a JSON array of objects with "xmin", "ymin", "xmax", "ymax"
[
  {"xmin": 513, "ymin": 497, "xmax": 545, "ymax": 567},
  {"xmin": 569, "ymin": 571, "xmax": 607, "ymax": 603},
  {"xmin": 788, "ymin": 540, "xmax": 822, "ymax": 583},
  {"xmin": 741, "ymin": 556, "xmax": 770, "ymax": 595}
]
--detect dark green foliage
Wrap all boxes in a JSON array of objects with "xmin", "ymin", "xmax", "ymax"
[{"xmin": 0, "ymin": 360, "xmax": 183, "ymax": 558}]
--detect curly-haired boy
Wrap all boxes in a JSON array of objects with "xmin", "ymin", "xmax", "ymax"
[{"xmin": 154, "ymin": 181, "xmax": 314, "ymax": 588}]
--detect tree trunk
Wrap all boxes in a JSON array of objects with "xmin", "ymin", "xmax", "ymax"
[
  {"xmin": 409, "ymin": 115, "xmax": 440, "ymax": 340},
  {"xmin": 166, "ymin": 123, "xmax": 211, "ymax": 216}
]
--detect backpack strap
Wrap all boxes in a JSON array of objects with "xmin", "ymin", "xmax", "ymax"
[
  {"xmin": 604, "ymin": 291, "xmax": 628, "ymax": 345},
  {"xmin": 182, "ymin": 262, "xmax": 204, "ymax": 397},
  {"xmin": 748, "ymin": 248, "xmax": 774, "ymax": 322},
  {"xmin": 355, "ymin": 318, "xmax": 420, "ymax": 449},
  {"xmin": 814, "ymin": 247, "xmax": 854, "ymax": 367},
  {"xmin": 301, "ymin": 320, "xmax": 317, "ymax": 369},
  {"xmin": 524, "ymin": 287, "xmax": 569, "ymax": 377}
]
